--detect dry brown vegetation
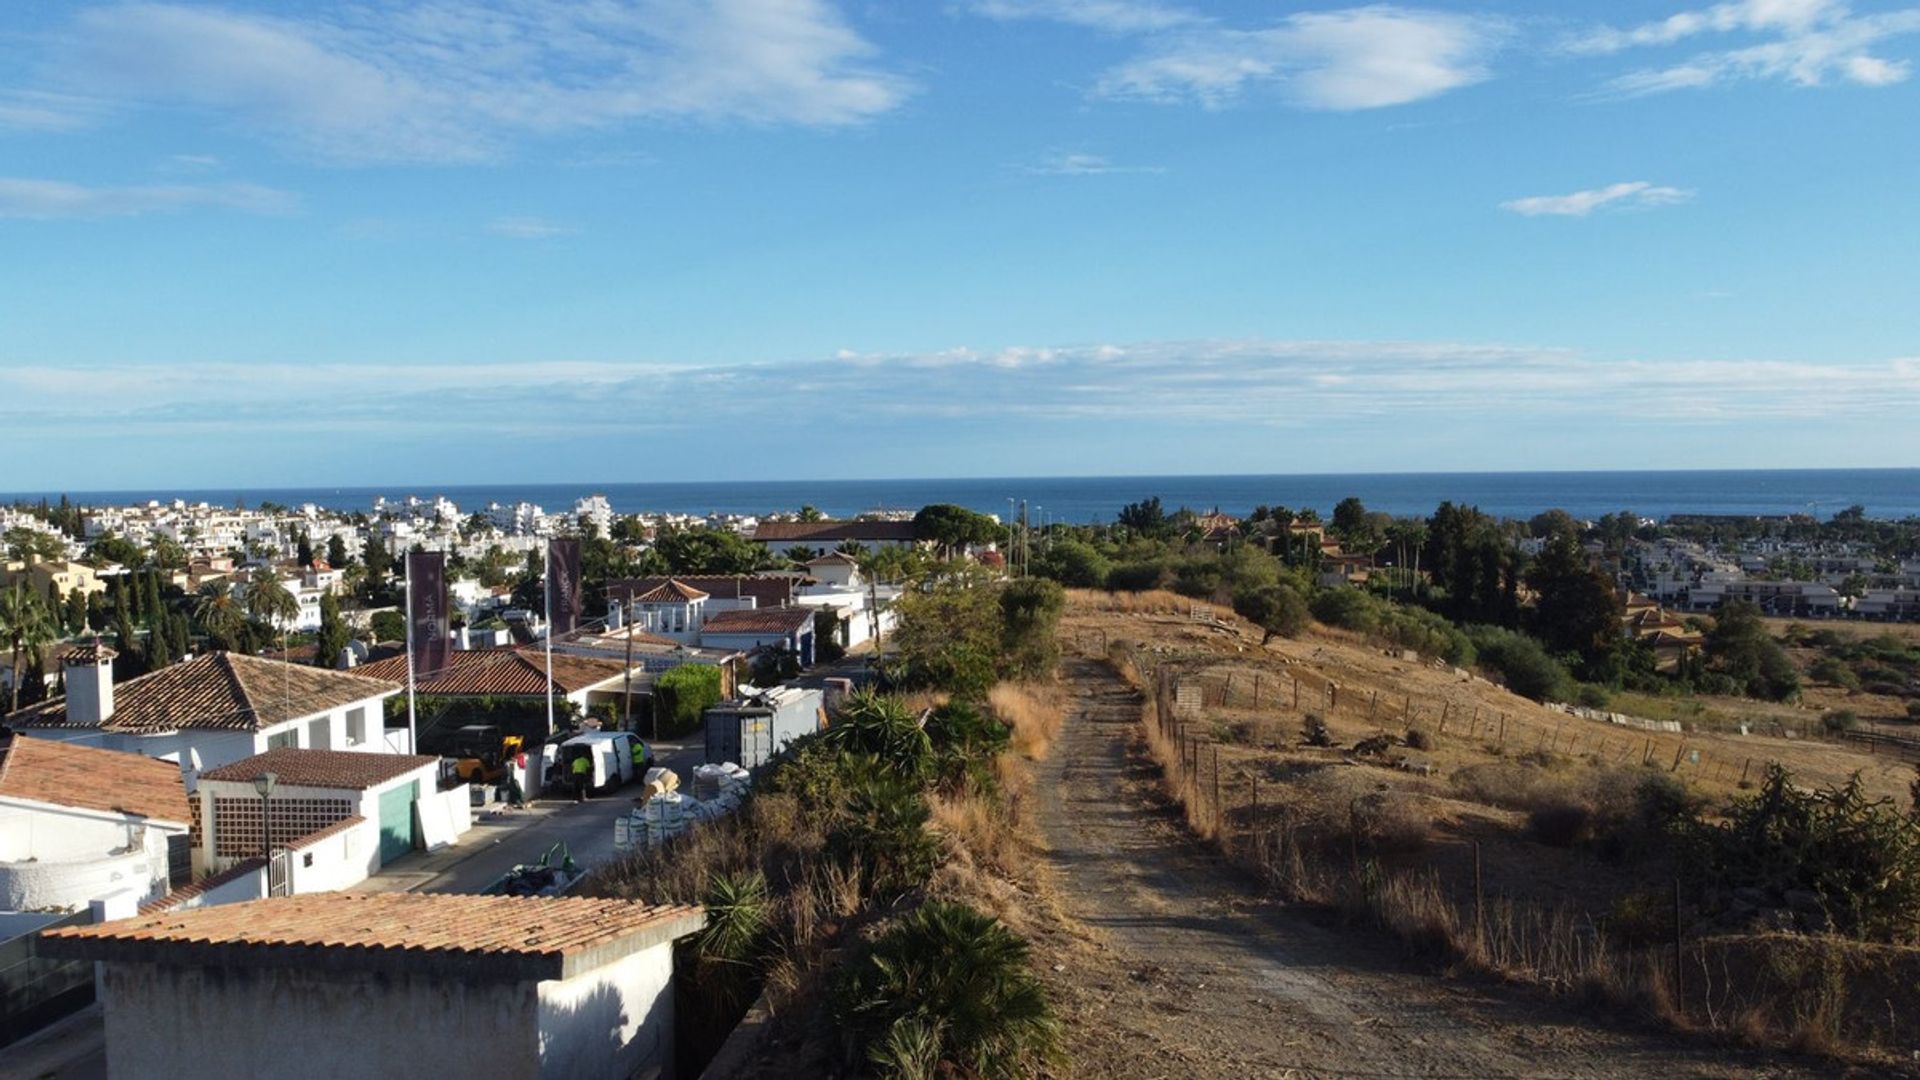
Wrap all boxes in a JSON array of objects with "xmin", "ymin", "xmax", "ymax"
[
  {"xmin": 989, "ymin": 681, "xmax": 1067, "ymax": 760},
  {"xmin": 1068, "ymin": 588, "xmax": 1920, "ymax": 1065}
]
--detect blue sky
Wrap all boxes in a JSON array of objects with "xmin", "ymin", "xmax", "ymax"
[{"xmin": 2, "ymin": 0, "xmax": 1917, "ymax": 489}]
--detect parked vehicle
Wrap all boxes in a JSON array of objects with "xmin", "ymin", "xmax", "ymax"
[
  {"xmin": 560, "ymin": 731, "xmax": 646, "ymax": 792},
  {"xmin": 443, "ymin": 724, "xmax": 525, "ymax": 785}
]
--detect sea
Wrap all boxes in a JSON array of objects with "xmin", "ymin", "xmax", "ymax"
[{"xmin": 6, "ymin": 470, "xmax": 1919, "ymax": 524}]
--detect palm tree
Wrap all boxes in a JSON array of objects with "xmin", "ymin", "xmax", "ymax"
[
  {"xmin": 2, "ymin": 583, "xmax": 57, "ymax": 714},
  {"xmin": 243, "ymin": 569, "xmax": 300, "ymax": 644},
  {"xmin": 193, "ymin": 581, "xmax": 243, "ymax": 649}
]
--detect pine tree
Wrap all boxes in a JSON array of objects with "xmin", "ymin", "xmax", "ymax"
[
  {"xmin": 315, "ymin": 592, "xmax": 348, "ymax": 669},
  {"xmin": 326, "ymin": 534, "xmax": 349, "ymax": 568}
]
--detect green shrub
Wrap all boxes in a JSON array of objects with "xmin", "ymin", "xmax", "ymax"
[
  {"xmin": 1465, "ymin": 625, "xmax": 1572, "ymax": 703},
  {"xmin": 823, "ymin": 690, "xmax": 934, "ymax": 781},
  {"xmin": 925, "ymin": 699, "xmax": 1010, "ymax": 794},
  {"xmin": 655, "ymin": 663, "xmax": 724, "ymax": 737},
  {"xmin": 1684, "ymin": 765, "xmax": 1920, "ymax": 943},
  {"xmin": 1232, "ymin": 583, "xmax": 1309, "ymax": 643},
  {"xmin": 1574, "ymin": 684, "xmax": 1610, "ymax": 710},
  {"xmin": 827, "ymin": 773, "xmax": 940, "ymax": 901},
  {"xmin": 1809, "ymin": 656, "xmax": 1860, "ymax": 689},
  {"xmin": 1823, "ymin": 709, "xmax": 1859, "ymax": 733},
  {"xmin": 1404, "ymin": 727, "xmax": 1434, "ymax": 752},
  {"xmin": 832, "ymin": 902, "xmax": 1060, "ymax": 1079},
  {"xmin": 1104, "ymin": 560, "xmax": 1166, "ymax": 592},
  {"xmin": 1310, "ymin": 588, "xmax": 1380, "ymax": 633}
]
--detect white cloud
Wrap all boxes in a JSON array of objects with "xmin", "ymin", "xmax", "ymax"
[
  {"xmin": 0, "ymin": 91, "xmax": 101, "ymax": 132},
  {"xmin": 1093, "ymin": 7, "xmax": 1504, "ymax": 110},
  {"xmin": 1500, "ymin": 181, "xmax": 1694, "ymax": 218},
  {"xmin": 961, "ymin": 0, "xmax": 1201, "ymax": 33},
  {"xmin": 1015, "ymin": 151, "xmax": 1164, "ymax": 175},
  {"xmin": 0, "ymin": 178, "xmax": 299, "ymax": 219},
  {"xmin": 28, "ymin": 0, "xmax": 911, "ymax": 163},
  {"xmin": 5, "ymin": 340, "xmax": 1913, "ymax": 439},
  {"xmin": 486, "ymin": 216, "xmax": 577, "ymax": 239},
  {"xmin": 1570, "ymin": 1, "xmax": 1920, "ymax": 94}
]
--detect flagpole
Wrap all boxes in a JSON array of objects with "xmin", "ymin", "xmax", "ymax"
[
  {"xmin": 543, "ymin": 538, "xmax": 555, "ymax": 739},
  {"xmin": 404, "ymin": 550, "xmax": 417, "ymax": 755}
]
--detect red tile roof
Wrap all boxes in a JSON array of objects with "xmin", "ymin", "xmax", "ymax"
[
  {"xmin": 43, "ymin": 892, "xmax": 707, "ymax": 980},
  {"xmin": 700, "ymin": 607, "xmax": 816, "ymax": 636},
  {"xmin": 199, "ymin": 748, "xmax": 437, "ymax": 791},
  {"xmin": 627, "ymin": 579, "xmax": 709, "ymax": 604},
  {"xmin": 610, "ymin": 575, "xmax": 796, "ymax": 608},
  {"xmin": 6, "ymin": 651, "xmax": 399, "ymax": 734},
  {"xmin": 355, "ymin": 648, "xmax": 628, "ymax": 696},
  {"xmin": 0, "ymin": 734, "xmax": 191, "ymax": 825},
  {"xmin": 749, "ymin": 521, "xmax": 918, "ymax": 543}
]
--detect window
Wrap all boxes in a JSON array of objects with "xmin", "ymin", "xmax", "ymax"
[
  {"xmin": 345, "ymin": 707, "xmax": 367, "ymax": 746},
  {"xmin": 308, "ymin": 716, "xmax": 330, "ymax": 749},
  {"xmin": 266, "ymin": 728, "xmax": 298, "ymax": 751}
]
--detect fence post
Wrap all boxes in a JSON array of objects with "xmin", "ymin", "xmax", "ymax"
[
  {"xmin": 1293, "ymin": 678, "xmax": 1300, "ymax": 710},
  {"xmin": 1368, "ymin": 691, "xmax": 1378, "ymax": 723},
  {"xmin": 1211, "ymin": 745, "xmax": 1221, "ymax": 835},
  {"xmin": 1673, "ymin": 877, "xmax": 1685, "ymax": 1007}
]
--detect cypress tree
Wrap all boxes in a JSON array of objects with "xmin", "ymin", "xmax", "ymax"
[{"xmin": 65, "ymin": 588, "xmax": 87, "ymax": 634}]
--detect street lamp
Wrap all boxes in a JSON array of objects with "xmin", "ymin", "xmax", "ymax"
[{"xmin": 253, "ymin": 771, "xmax": 278, "ymax": 859}]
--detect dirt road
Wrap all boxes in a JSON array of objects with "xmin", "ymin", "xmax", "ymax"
[{"xmin": 1033, "ymin": 658, "xmax": 1823, "ymax": 1080}]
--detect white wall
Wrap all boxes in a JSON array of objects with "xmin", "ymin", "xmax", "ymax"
[
  {"xmin": 100, "ymin": 963, "xmax": 541, "ymax": 1080},
  {"xmin": 285, "ymin": 818, "xmax": 381, "ymax": 894},
  {"xmin": 0, "ymin": 801, "xmax": 184, "ymax": 910},
  {"xmin": 536, "ymin": 943, "xmax": 676, "ymax": 1080}
]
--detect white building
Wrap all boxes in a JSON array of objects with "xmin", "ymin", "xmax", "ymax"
[
  {"xmin": 6, "ymin": 646, "xmax": 408, "ymax": 788},
  {"xmin": 0, "ymin": 735, "xmax": 193, "ymax": 912},
  {"xmin": 193, "ymin": 747, "xmax": 460, "ymax": 889},
  {"xmin": 41, "ymin": 891, "xmax": 706, "ymax": 1080}
]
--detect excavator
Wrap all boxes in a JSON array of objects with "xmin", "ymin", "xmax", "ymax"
[{"xmin": 446, "ymin": 724, "xmax": 526, "ymax": 785}]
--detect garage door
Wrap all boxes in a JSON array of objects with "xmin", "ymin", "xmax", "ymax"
[{"xmin": 377, "ymin": 780, "xmax": 419, "ymax": 865}]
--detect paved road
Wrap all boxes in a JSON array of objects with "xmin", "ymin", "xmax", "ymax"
[{"xmin": 365, "ymin": 735, "xmax": 707, "ymax": 895}]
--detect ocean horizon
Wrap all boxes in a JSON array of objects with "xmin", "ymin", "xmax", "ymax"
[{"xmin": 5, "ymin": 469, "xmax": 1918, "ymax": 525}]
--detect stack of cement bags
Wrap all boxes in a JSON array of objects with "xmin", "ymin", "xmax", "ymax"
[{"xmin": 616, "ymin": 763, "xmax": 754, "ymax": 850}]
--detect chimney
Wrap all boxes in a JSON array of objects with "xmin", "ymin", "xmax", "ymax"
[
  {"xmin": 606, "ymin": 599, "xmax": 625, "ymax": 631},
  {"xmin": 63, "ymin": 640, "xmax": 117, "ymax": 727}
]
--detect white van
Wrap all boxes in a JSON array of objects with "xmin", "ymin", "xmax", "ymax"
[{"xmin": 560, "ymin": 731, "xmax": 643, "ymax": 792}]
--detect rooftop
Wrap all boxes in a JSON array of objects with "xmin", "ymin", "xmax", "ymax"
[
  {"xmin": 41, "ymin": 892, "xmax": 707, "ymax": 981},
  {"xmin": 199, "ymin": 748, "xmax": 438, "ymax": 790},
  {"xmin": 700, "ymin": 607, "xmax": 816, "ymax": 636},
  {"xmin": 6, "ymin": 651, "xmax": 400, "ymax": 734},
  {"xmin": 0, "ymin": 734, "xmax": 191, "ymax": 825},
  {"xmin": 627, "ymin": 579, "xmax": 709, "ymax": 604},
  {"xmin": 356, "ymin": 648, "xmax": 628, "ymax": 697}
]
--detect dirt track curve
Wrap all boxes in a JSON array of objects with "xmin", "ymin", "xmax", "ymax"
[{"xmin": 1034, "ymin": 657, "xmax": 1826, "ymax": 1080}]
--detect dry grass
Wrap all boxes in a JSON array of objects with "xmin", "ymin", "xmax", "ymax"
[
  {"xmin": 1064, "ymin": 587, "xmax": 1193, "ymax": 616},
  {"xmin": 1084, "ymin": 599, "xmax": 1920, "ymax": 1065},
  {"xmin": 990, "ymin": 681, "xmax": 1067, "ymax": 761}
]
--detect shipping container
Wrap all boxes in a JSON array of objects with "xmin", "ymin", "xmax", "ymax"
[{"xmin": 704, "ymin": 687, "xmax": 826, "ymax": 769}]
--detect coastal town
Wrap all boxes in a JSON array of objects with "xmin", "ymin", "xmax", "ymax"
[{"xmin": 3, "ymin": 486, "xmax": 1919, "ymax": 1076}]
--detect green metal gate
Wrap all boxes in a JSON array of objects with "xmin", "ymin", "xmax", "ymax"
[{"xmin": 377, "ymin": 780, "xmax": 419, "ymax": 865}]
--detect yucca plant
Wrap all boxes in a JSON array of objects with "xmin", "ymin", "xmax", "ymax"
[
  {"xmin": 832, "ymin": 901, "xmax": 1061, "ymax": 1079},
  {"xmin": 823, "ymin": 689, "xmax": 934, "ymax": 780}
]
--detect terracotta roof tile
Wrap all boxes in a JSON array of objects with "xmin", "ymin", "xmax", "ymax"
[
  {"xmin": 610, "ymin": 575, "xmax": 796, "ymax": 608},
  {"xmin": 355, "ymin": 648, "xmax": 627, "ymax": 696},
  {"xmin": 199, "ymin": 748, "xmax": 437, "ymax": 790},
  {"xmin": 6, "ymin": 651, "xmax": 399, "ymax": 734},
  {"xmin": 626, "ymin": 579, "xmax": 709, "ymax": 604},
  {"xmin": 700, "ymin": 607, "xmax": 815, "ymax": 636},
  {"xmin": 0, "ymin": 734, "xmax": 191, "ymax": 824},
  {"xmin": 43, "ymin": 892, "xmax": 707, "ymax": 981}
]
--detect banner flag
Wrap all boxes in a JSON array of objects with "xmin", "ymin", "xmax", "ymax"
[
  {"xmin": 548, "ymin": 538, "xmax": 582, "ymax": 637},
  {"xmin": 407, "ymin": 551, "xmax": 451, "ymax": 679}
]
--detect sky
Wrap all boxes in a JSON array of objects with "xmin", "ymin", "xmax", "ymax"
[{"xmin": 2, "ymin": 0, "xmax": 1918, "ymax": 490}]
